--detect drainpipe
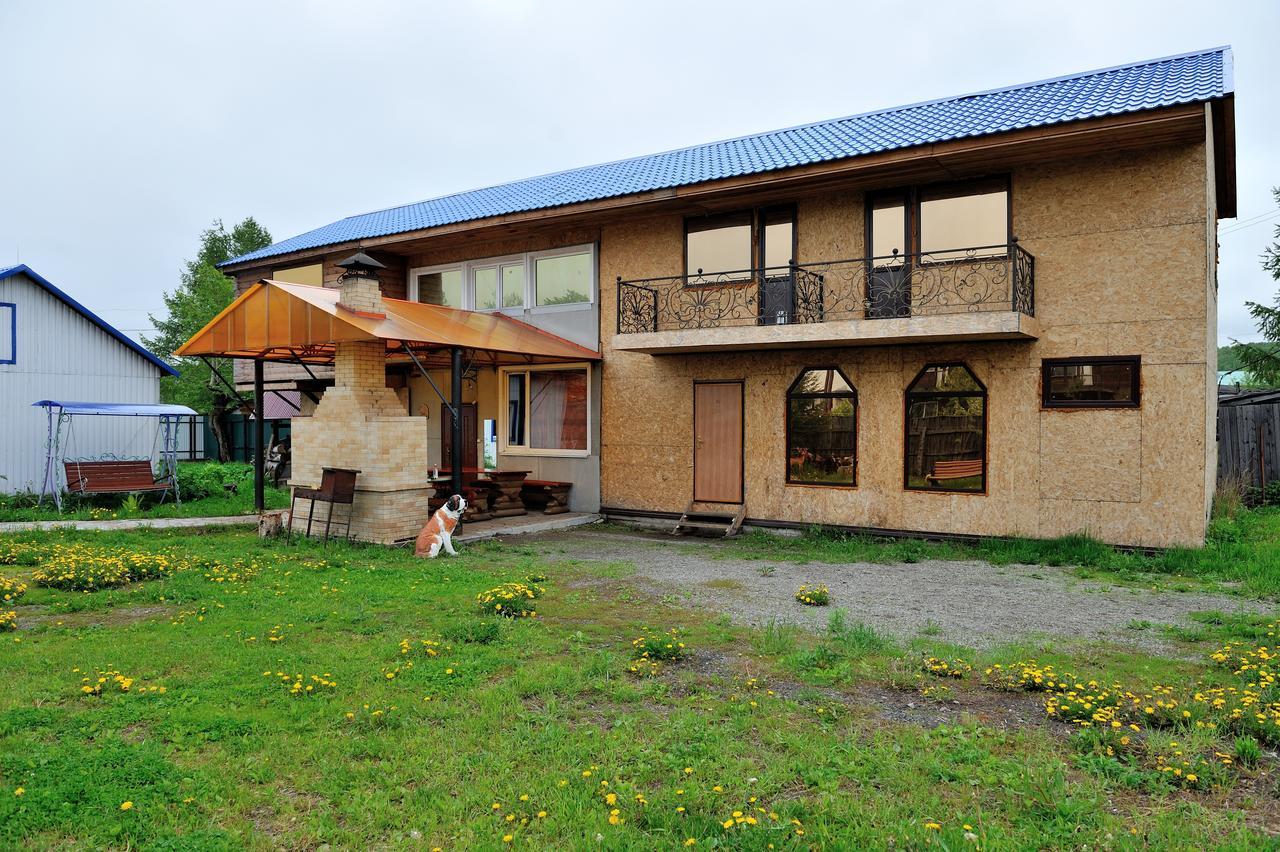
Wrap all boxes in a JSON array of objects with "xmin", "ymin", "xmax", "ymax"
[
  {"xmin": 451, "ymin": 347, "xmax": 464, "ymax": 499},
  {"xmin": 253, "ymin": 358, "xmax": 265, "ymax": 512}
]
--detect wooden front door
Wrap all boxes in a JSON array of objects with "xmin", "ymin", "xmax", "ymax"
[
  {"xmin": 693, "ymin": 381, "xmax": 744, "ymax": 503},
  {"xmin": 442, "ymin": 403, "xmax": 478, "ymax": 470}
]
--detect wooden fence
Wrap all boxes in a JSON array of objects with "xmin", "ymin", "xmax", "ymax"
[{"xmin": 1218, "ymin": 402, "xmax": 1280, "ymax": 496}]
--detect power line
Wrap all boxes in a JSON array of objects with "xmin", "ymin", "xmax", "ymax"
[{"xmin": 1221, "ymin": 208, "xmax": 1280, "ymax": 236}]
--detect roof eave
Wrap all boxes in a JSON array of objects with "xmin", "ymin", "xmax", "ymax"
[{"xmin": 0, "ymin": 264, "xmax": 179, "ymax": 376}]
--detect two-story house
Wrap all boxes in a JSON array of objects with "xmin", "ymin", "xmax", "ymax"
[{"xmin": 204, "ymin": 47, "xmax": 1234, "ymax": 548}]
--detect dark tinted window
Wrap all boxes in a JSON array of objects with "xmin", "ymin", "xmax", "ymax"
[
  {"xmin": 787, "ymin": 368, "xmax": 856, "ymax": 486},
  {"xmin": 1043, "ymin": 357, "xmax": 1140, "ymax": 408},
  {"xmin": 905, "ymin": 363, "xmax": 986, "ymax": 492}
]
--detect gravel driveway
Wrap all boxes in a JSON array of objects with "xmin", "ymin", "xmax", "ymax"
[{"xmin": 517, "ymin": 526, "xmax": 1270, "ymax": 651}]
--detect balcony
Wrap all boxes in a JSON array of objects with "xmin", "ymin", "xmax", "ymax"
[{"xmin": 614, "ymin": 243, "xmax": 1037, "ymax": 354}]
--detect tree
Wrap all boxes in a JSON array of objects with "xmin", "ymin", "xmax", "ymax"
[
  {"xmin": 1236, "ymin": 187, "xmax": 1280, "ymax": 386},
  {"xmin": 145, "ymin": 218, "xmax": 272, "ymax": 460}
]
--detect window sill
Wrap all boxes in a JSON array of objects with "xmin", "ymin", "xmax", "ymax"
[
  {"xmin": 528, "ymin": 302, "xmax": 593, "ymax": 315},
  {"xmin": 500, "ymin": 447, "xmax": 591, "ymax": 459},
  {"xmin": 785, "ymin": 481, "xmax": 857, "ymax": 490}
]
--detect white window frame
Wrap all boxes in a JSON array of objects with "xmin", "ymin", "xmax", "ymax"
[
  {"xmin": 406, "ymin": 243, "xmax": 596, "ymax": 313},
  {"xmin": 406, "ymin": 262, "xmax": 465, "ymax": 309},
  {"xmin": 529, "ymin": 244, "xmax": 596, "ymax": 313},
  {"xmin": 498, "ymin": 362, "xmax": 592, "ymax": 458}
]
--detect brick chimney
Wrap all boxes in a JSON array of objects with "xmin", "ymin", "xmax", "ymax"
[
  {"xmin": 288, "ymin": 247, "xmax": 432, "ymax": 544},
  {"xmin": 335, "ymin": 251, "xmax": 386, "ymax": 316}
]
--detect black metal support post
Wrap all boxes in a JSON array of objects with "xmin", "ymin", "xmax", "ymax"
[
  {"xmin": 253, "ymin": 359, "xmax": 265, "ymax": 512},
  {"xmin": 450, "ymin": 347, "xmax": 464, "ymax": 498}
]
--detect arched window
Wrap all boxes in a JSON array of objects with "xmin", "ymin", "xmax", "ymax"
[
  {"xmin": 905, "ymin": 363, "xmax": 986, "ymax": 492},
  {"xmin": 787, "ymin": 368, "xmax": 857, "ymax": 486}
]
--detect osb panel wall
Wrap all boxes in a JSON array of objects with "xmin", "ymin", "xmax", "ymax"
[{"xmin": 598, "ymin": 143, "xmax": 1213, "ymax": 548}]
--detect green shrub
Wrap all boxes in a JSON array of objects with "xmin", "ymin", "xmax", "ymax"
[{"xmin": 176, "ymin": 462, "xmax": 254, "ymax": 501}]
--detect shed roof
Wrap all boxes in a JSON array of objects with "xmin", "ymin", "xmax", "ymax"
[
  {"xmin": 0, "ymin": 264, "xmax": 178, "ymax": 376},
  {"xmin": 223, "ymin": 47, "xmax": 1233, "ymax": 268},
  {"xmin": 175, "ymin": 280, "xmax": 600, "ymax": 365}
]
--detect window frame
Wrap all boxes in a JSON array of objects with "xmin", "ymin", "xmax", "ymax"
[
  {"xmin": 0, "ymin": 302, "xmax": 14, "ymax": 365},
  {"xmin": 530, "ymin": 244, "xmax": 596, "ymax": 312},
  {"xmin": 407, "ymin": 262, "xmax": 465, "ymax": 309},
  {"xmin": 785, "ymin": 366, "xmax": 858, "ymax": 488},
  {"xmin": 497, "ymin": 362, "xmax": 592, "ymax": 458},
  {"xmin": 682, "ymin": 204, "xmax": 797, "ymax": 283},
  {"xmin": 408, "ymin": 243, "xmax": 596, "ymax": 313},
  {"xmin": 865, "ymin": 176, "xmax": 1012, "ymax": 263},
  {"xmin": 903, "ymin": 362, "xmax": 988, "ymax": 495},
  {"xmin": 1041, "ymin": 355, "xmax": 1142, "ymax": 410}
]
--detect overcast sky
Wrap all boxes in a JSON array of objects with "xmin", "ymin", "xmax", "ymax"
[{"xmin": 2, "ymin": 0, "xmax": 1276, "ymax": 346}]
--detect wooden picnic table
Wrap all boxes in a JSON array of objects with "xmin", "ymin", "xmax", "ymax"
[{"xmin": 428, "ymin": 468, "xmax": 530, "ymax": 521}]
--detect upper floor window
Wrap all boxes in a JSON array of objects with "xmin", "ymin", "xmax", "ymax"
[
  {"xmin": 868, "ymin": 179, "xmax": 1009, "ymax": 262},
  {"xmin": 684, "ymin": 206, "xmax": 795, "ymax": 280},
  {"xmin": 905, "ymin": 363, "xmax": 986, "ymax": 493},
  {"xmin": 534, "ymin": 249, "xmax": 592, "ymax": 306},
  {"xmin": 272, "ymin": 263, "xmax": 324, "ymax": 286},
  {"xmin": 471, "ymin": 261, "xmax": 526, "ymax": 311},
  {"xmin": 787, "ymin": 368, "xmax": 856, "ymax": 486},
  {"xmin": 409, "ymin": 244, "xmax": 594, "ymax": 311},
  {"xmin": 0, "ymin": 302, "xmax": 14, "ymax": 365},
  {"xmin": 1042, "ymin": 356, "xmax": 1141, "ymax": 408},
  {"xmin": 413, "ymin": 266, "xmax": 464, "ymax": 308}
]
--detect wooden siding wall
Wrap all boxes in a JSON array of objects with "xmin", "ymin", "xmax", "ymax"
[
  {"xmin": 1218, "ymin": 403, "xmax": 1280, "ymax": 494},
  {"xmin": 0, "ymin": 272, "xmax": 162, "ymax": 492}
]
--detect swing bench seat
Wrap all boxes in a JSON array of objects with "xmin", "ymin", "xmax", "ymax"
[{"xmin": 64, "ymin": 460, "xmax": 169, "ymax": 495}]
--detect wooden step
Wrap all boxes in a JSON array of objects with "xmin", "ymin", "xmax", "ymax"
[
  {"xmin": 673, "ymin": 501, "xmax": 747, "ymax": 538},
  {"xmin": 683, "ymin": 511, "xmax": 737, "ymax": 521}
]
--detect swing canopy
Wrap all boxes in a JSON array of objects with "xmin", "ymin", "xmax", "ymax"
[{"xmin": 33, "ymin": 401, "xmax": 197, "ymax": 417}]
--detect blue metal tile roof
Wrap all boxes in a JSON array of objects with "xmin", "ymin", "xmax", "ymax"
[
  {"xmin": 225, "ymin": 46, "xmax": 1232, "ymax": 268},
  {"xmin": 0, "ymin": 264, "xmax": 179, "ymax": 376}
]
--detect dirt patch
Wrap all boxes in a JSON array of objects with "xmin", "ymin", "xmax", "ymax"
[{"xmin": 18, "ymin": 604, "xmax": 176, "ymax": 630}]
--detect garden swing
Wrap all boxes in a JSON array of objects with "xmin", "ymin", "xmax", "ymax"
[{"xmin": 33, "ymin": 400, "xmax": 197, "ymax": 510}]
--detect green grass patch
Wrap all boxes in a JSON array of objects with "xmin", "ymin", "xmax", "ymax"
[{"xmin": 0, "ymin": 526, "xmax": 1272, "ymax": 848}]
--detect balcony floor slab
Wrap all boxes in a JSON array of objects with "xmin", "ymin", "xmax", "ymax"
[{"xmin": 612, "ymin": 311, "xmax": 1040, "ymax": 354}]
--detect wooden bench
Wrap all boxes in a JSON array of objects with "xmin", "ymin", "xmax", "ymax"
[
  {"xmin": 64, "ymin": 460, "xmax": 169, "ymax": 496},
  {"xmin": 925, "ymin": 458, "xmax": 983, "ymax": 485},
  {"xmin": 520, "ymin": 480, "xmax": 572, "ymax": 515}
]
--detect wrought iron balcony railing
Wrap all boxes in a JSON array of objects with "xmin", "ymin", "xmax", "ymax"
[{"xmin": 616, "ymin": 242, "xmax": 1034, "ymax": 334}]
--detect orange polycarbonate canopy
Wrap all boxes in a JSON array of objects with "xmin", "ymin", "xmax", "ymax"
[{"xmin": 175, "ymin": 280, "xmax": 600, "ymax": 366}]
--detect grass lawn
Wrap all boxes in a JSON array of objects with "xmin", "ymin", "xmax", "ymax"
[
  {"xmin": 723, "ymin": 506, "xmax": 1280, "ymax": 598},
  {"xmin": 0, "ymin": 489, "xmax": 289, "ymax": 524},
  {"xmin": 0, "ymin": 461, "xmax": 289, "ymax": 523},
  {"xmin": 0, "ymin": 526, "xmax": 1277, "ymax": 849}
]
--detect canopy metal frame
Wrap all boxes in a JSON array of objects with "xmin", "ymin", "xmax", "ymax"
[{"xmin": 32, "ymin": 401, "xmax": 197, "ymax": 510}]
